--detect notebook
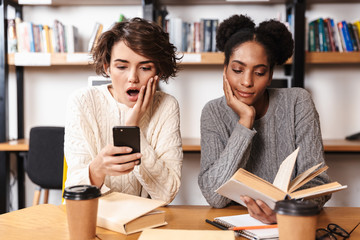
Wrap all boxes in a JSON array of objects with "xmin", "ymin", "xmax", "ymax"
[{"xmin": 214, "ymin": 214, "xmax": 279, "ymax": 240}]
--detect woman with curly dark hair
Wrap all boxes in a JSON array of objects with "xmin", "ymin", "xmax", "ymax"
[
  {"xmin": 64, "ymin": 18, "xmax": 183, "ymax": 204},
  {"xmin": 198, "ymin": 14, "xmax": 331, "ymax": 223}
]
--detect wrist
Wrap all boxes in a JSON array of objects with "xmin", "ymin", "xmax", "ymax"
[{"xmin": 89, "ymin": 160, "xmax": 105, "ymax": 187}]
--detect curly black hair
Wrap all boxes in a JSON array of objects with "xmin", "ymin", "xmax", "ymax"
[
  {"xmin": 91, "ymin": 17, "xmax": 181, "ymax": 83},
  {"xmin": 216, "ymin": 14, "xmax": 294, "ymax": 69}
]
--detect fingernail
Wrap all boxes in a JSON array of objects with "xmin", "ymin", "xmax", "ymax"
[
  {"xmin": 136, "ymin": 153, "xmax": 142, "ymax": 158},
  {"xmin": 126, "ymin": 148, "xmax": 132, "ymax": 152},
  {"xmin": 135, "ymin": 160, "xmax": 140, "ymax": 165}
]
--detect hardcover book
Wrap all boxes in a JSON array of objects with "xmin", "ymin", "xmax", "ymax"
[
  {"xmin": 215, "ymin": 148, "xmax": 347, "ymax": 210},
  {"xmin": 97, "ymin": 192, "xmax": 167, "ymax": 235}
]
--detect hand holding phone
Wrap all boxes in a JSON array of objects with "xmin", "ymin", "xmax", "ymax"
[{"xmin": 113, "ymin": 126, "xmax": 141, "ymax": 164}]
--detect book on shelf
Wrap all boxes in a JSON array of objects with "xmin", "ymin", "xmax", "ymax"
[
  {"xmin": 308, "ymin": 20, "xmax": 316, "ymax": 52},
  {"xmin": 138, "ymin": 229, "xmax": 235, "ymax": 240},
  {"xmin": 215, "ymin": 148, "xmax": 347, "ymax": 210},
  {"xmin": 65, "ymin": 25, "xmax": 81, "ymax": 53},
  {"xmin": 167, "ymin": 18, "xmax": 183, "ymax": 52},
  {"xmin": 317, "ymin": 18, "xmax": 328, "ymax": 52},
  {"xmin": 329, "ymin": 18, "xmax": 340, "ymax": 52},
  {"xmin": 16, "ymin": 21, "xmax": 36, "ymax": 53},
  {"xmin": 211, "ymin": 19, "xmax": 219, "ymax": 52},
  {"xmin": 324, "ymin": 18, "xmax": 335, "ymax": 52},
  {"xmin": 165, "ymin": 17, "xmax": 219, "ymax": 53},
  {"xmin": 214, "ymin": 213, "xmax": 278, "ymax": 240},
  {"xmin": 348, "ymin": 23, "xmax": 360, "ymax": 51},
  {"xmin": 352, "ymin": 24, "xmax": 360, "ymax": 51},
  {"xmin": 97, "ymin": 192, "xmax": 167, "ymax": 235},
  {"xmin": 87, "ymin": 22, "xmax": 103, "ymax": 52},
  {"xmin": 338, "ymin": 21, "xmax": 354, "ymax": 52},
  {"xmin": 42, "ymin": 25, "xmax": 52, "ymax": 53},
  {"xmin": 7, "ymin": 19, "xmax": 17, "ymax": 53},
  {"xmin": 307, "ymin": 17, "xmax": 360, "ymax": 52},
  {"xmin": 201, "ymin": 19, "xmax": 213, "ymax": 52}
]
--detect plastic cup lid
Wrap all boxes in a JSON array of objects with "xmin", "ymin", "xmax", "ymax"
[
  {"xmin": 63, "ymin": 185, "xmax": 101, "ymax": 200},
  {"xmin": 275, "ymin": 199, "xmax": 321, "ymax": 216}
]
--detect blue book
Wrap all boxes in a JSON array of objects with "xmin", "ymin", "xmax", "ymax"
[{"xmin": 340, "ymin": 21, "xmax": 354, "ymax": 51}]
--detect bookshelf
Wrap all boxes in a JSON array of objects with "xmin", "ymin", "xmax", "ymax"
[
  {"xmin": 9, "ymin": 52, "xmax": 360, "ymax": 66},
  {"xmin": 306, "ymin": 52, "xmax": 360, "ymax": 64}
]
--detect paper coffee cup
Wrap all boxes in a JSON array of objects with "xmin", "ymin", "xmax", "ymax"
[
  {"xmin": 275, "ymin": 199, "xmax": 320, "ymax": 240},
  {"xmin": 63, "ymin": 185, "xmax": 101, "ymax": 240}
]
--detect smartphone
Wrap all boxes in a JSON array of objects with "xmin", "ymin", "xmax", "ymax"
[{"xmin": 113, "ymin": 126, "xmax": 141, "ymax": 164}]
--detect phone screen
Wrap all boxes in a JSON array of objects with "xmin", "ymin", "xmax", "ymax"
[{"xmin": 113, "ymin": 126, "xmax": 141, "ymax": 164}]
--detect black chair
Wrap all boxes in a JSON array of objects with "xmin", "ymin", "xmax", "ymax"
[{"xmin": 26, "ymin": 126, "xmax": 64, "ymax": 205}]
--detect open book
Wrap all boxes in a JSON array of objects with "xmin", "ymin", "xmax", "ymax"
[
  {"xmin": 215, "ymin": 148, "xmax": 347, "ymax": 210},
  {"xmin": 97, "ymin": 192, "xmax": 167, "ymax": 235}
]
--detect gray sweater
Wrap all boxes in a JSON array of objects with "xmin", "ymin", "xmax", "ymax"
[{"xmin": 198, "ymin": 88, "xmax": 331, "ymax": 208}]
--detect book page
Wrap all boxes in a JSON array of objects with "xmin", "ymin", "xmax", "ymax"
[
  {"xmin": 290, "ymin": 182, "xmax": 347, "ymax": 199},
  {"xmin": 272, "ymin": 148, "xmax": 299, "ymax": 192},
  {"xmin": 214, "ymin": 214, "xmax": 278, "ymax": 239},
  {"xmin": 138, "ymin": 229, "xmax": 235, "ymax": 240},
  {"xmin": 288, "ymin": 164, "xmax": 328, "ymax": 193}
]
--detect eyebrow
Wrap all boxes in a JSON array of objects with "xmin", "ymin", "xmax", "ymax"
[
  {"xmin": 232, "ymin": 60, "xmax": 268, "ymax": 68},
  {"xmin": 114, "ymin": 59, "xmax": 154, "ymax": 64}
]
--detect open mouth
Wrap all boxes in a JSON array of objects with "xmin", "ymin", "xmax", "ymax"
[{"xmin": 127, "ymin": 89, "xmax": 139, "ymax": 96}]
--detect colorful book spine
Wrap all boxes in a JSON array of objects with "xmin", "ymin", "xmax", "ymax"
[
  {"xmin": 308, "ymin": 20, "xmax": 316, "ymax": 52},
  {"xmin": 352, "ymin": 24, "xmax": 360, "ymax": 51},
  {"xmin": 329, "ymin": 18, "xmax": 340, "ymax": 52},
  {"xmin": 348, "ymin": 23, "xmax": 359, "ymax": 51},
  {"xmin": 317, "ymin": 18, "xmax": 328, "ymax": 52},
  {"xmin": 324, "ymin": 18, "xmax": 335, "ymax": 52},
  {"xmin": 339, "ymin": 21, "xmax": 354, "ymax": 52},
  {"xmin": 211, "ymin": 19, "xmax": 218, "ymax": 52}
]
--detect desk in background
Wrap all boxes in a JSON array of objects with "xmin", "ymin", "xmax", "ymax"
[
  {"xmin": 1, "ymin": 204, "xmax": 360, "ymax": 240},
  {"xmin": 0, "ymin": 139, "xmax": 28, "ymax": 213}
]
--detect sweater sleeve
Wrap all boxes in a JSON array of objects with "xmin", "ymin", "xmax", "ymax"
[
  {"xmin": 293, "ymin": 89, "xmax": 331, "ymax": 207},
  {"xmin": 198, "ymin": 99, "xmax": 256, "ymax": 208},
  {"xmin": 64, "ymin": 90, "xmax": 98, "ymax": 189},
  {"xmin": 132, "ymin": 95, "xmax": 183, "ymax": 204}
]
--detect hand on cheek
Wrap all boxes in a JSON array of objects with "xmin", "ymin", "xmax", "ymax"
[
  {"xmin": 223, "ymin": 75, "xmax": 255, "ymax": 129},
  {"xmin": 125, "ymin": 75, "xmax": 158, "ymax": 126}
]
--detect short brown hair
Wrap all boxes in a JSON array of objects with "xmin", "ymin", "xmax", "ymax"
[{"xmin": 91, "ymin": 17, "xmax": 181, "ymax": 83}]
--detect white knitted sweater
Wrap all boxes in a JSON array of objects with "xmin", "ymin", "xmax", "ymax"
[{"xmin": 64, "ymin": 84, "xmax": 183, "ymax": 204}]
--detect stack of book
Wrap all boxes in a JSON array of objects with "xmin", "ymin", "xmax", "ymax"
[
  {"xmin": 308, "ymin": 18, "xmax": 360, "ymax": 52},
  {"xmin": 165, "ymin": 18, "xmax": 218, "ymax": 53}
]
